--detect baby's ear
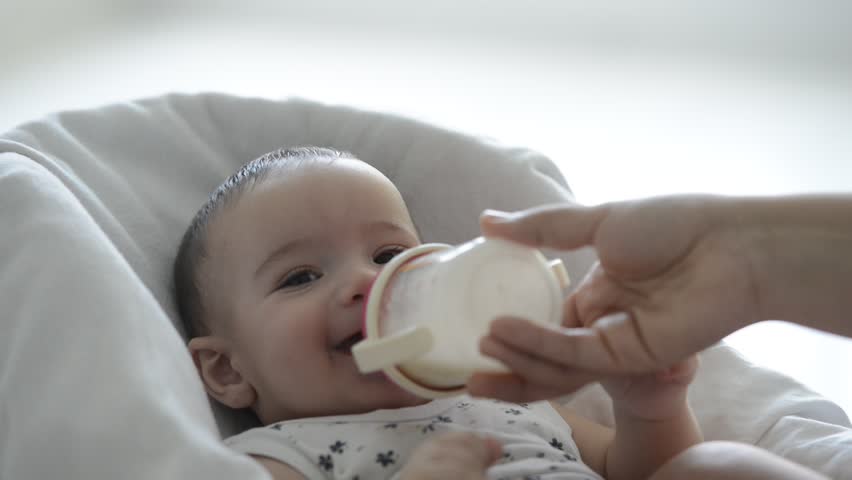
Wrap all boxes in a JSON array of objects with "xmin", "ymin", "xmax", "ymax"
[{"xmin": 188, "ymin": 336, "xmax": 256, "ymax": 410}]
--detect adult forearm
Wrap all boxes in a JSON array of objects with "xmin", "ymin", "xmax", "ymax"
[
  {"xmin": 605, "ymin": 404, "xmax": 702, "ymax": 480},
  {"xmin": 726, "ymin": 194, "xmax": 852, "ymax": 336}
]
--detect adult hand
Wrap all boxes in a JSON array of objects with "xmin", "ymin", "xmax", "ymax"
[{"xmin": 468, "ymin": 195, "xmax": 760, "ymax": 402}]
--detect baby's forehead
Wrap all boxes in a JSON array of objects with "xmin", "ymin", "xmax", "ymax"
[{"xmin": 205, "ymin": 158, "xmax": 414, "ymax": 266}]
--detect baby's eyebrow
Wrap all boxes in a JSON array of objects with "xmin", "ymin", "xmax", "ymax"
[
  {"xmin": 362, "ymin": 220, "xmax": 417, "ymax": 238},
  {"xmin": 254, "ymin": 220, "xmax": 417, "ymax": 280},
  {"xmin": 254, "ymin": 236, "xmax": 315, "ymax": 280}
]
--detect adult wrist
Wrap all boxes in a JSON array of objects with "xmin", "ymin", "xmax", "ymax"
[
  {"xmin": 718, "ymin": 195, "xmax": 852, "ymax": 333},
  {"xmin": 703, "ymin": 196, "xmax": 767, "ymax": 330}
]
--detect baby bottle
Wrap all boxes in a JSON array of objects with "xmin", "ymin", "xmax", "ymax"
[{"xmin": 352, "ymin": 236, "xmax": 570, "ymax": 398}]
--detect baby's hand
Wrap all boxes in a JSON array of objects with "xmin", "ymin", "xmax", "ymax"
[
  {"xmin": 601, "ymin": 355, "xmax": 699, "ymax": 421},
  {"xmin": 399, "ymin": 432, "xmax": 502, "ymax": 480}
]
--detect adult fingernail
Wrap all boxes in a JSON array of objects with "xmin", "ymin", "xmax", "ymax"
[
  {"xmin": 594, "ymin": 311, "xmax": 630, "ymax": 327},
  {"xmin": 481, "ymin": 209, "xmax": 515, "ymax": 222}
]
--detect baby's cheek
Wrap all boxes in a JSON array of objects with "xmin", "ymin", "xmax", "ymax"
[{"xmin": 279, "ymin": 306, "xmax": 332, "ymax": 348}]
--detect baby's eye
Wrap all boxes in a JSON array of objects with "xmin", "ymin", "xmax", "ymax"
[
  {"xmin": 373, "ymin": 246, "xmax": 406, "ymax": 265},
  {"xmin": 278, "ymin": 268, "xmax": 323, "ymax": 289}
]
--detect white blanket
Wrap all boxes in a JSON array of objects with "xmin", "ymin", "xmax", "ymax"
[{"xmin": 0, "ymin": 93, "xmax": 850, "ymax": 479}]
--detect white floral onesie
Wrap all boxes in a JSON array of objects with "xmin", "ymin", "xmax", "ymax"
[{"xmin": 226, "ymin": 395, "xmax": 603, "ymax": 480}]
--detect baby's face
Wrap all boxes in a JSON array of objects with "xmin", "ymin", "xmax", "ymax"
[{"xmin": 200, "ymin": 159, "xmax": 425, "ymax": 423}]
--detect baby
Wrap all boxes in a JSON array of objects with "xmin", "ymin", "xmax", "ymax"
[{"xmin": 173, "ymin": 146, "xmax": 702, "ymax": 480}]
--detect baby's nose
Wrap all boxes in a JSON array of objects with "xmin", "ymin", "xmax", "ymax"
[{"xmin": 341, "ymin": 266, "xmax": 379, "ymax": 306}]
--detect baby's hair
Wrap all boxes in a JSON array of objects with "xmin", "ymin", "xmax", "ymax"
[{"xmin": 173, "ymin": 146, "xmax": 354, "ymax": 340}]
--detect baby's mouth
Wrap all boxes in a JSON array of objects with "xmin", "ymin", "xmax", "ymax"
[{"xmin": 334, "ymin": 331, "xmax": 365, "ymax": 355}]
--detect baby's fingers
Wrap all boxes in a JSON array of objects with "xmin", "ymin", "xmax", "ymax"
[
  {"xmin": 479, "ymin": 436, "xmax": 504, "ymax": 466},
  {"xmin": 438, "ymin": 432, "xmax": 503, "ymax": 468},
  {"xmin": 655, "ymin": 354, "xmax": 700, "ymax": 385},
  {"xmin": 565, "ymin": 265, "xmax": 637, "ymax": 328}
]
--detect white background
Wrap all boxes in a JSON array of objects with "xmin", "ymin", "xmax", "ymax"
[{"xmin": 2, "ymin": 0, "xmax": 851, "ymax": 413}]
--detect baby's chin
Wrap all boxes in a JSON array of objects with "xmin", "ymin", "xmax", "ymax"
[
  {"xmin": 356, "ymin": 371, "xmax": 431, "ymax": 410},
  {"xmin": 259, "ymin": 386, "xmax": 427, "ymax": 425},
  {"xmin": 259, "ymin": 365, "xmax": 432, "ymax": 423}
]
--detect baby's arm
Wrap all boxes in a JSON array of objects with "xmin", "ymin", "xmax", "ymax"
[
  {"xmin": 605, "ymin": 400, "xmax": 701, "ymax": 479},
  {"xmin": 549, "ymin": 356, "xmax": 702, "ymax": 479},
  {"xmin": 551, "ymin": 401, "xmax": 701, "ymax": 480}
]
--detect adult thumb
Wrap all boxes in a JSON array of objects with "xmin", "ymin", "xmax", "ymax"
[{"xmin": 480, "ymin": 203, "xmax": 607, "ymax": 251}]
